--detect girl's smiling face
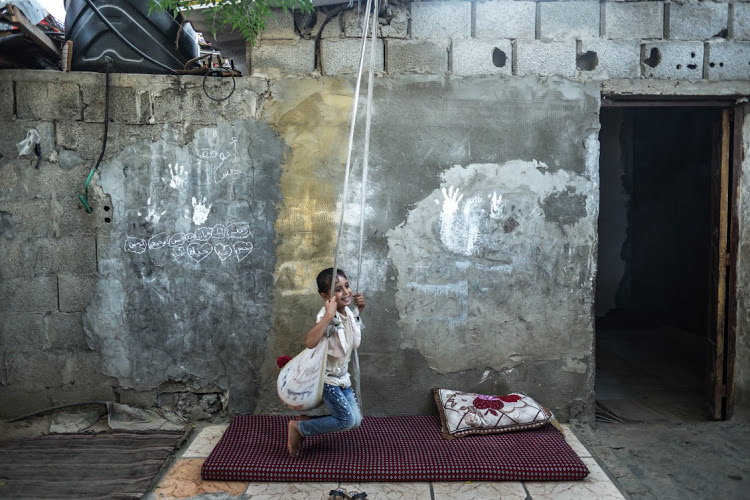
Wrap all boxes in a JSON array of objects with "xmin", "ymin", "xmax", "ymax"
[{"xmin": 324, "ymin": 275, "xmax": 352, "ymax": 313}]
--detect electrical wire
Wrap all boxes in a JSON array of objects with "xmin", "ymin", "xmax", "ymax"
[
  {"xmin": 77, "ymin": 57, "xmax": 111, "ymax": 213},
  {"xmin": 5, "ymin": 401, "xmax": 109, "ymax": 423},
  {"xmin": 202, "ymin": 65, "xmax": 236, "ymax": 102}
]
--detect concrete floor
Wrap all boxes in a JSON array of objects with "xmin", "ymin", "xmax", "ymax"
[
  {"xmin": 570, "ymin": 327, "xmax": 750, "ymax": 500},
  {"xmin": 143, "ymin": 422, "xmax": 625, "ymax": 499}
]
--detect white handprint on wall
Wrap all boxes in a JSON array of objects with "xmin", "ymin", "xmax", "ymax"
[
  {"xmin": 489, "ymin": 191, "xmax": 503, "ymax": 219},
  {"xmin": 437, "ymin": 186, "xmax": 509, "ymax": 257},
  {"xmin": 144, "ymin": 197, "xmax": 166, "ymax": 224},
  {"xmin": 192, "ymin": 196, "xmax": 212, "ymax": 225},
  {"xmin": 438, "ymin": 186, "xmax": 479, "ymax": 256},
  {"xmin": 168, "ymin": 162, "xmax": 187, "ymax": 189}
]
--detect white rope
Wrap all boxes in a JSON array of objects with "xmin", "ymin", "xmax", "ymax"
[
  {"xmin": 352, "ymin": 0, "xmax": 379, "ymax": 412},
  {"xmin": 329, "ymin": 0, "xmax": 378, "ymax": 412},
  {"xmin": 356, "ymin": 0, "xmax": 378, "ymax": 295},
  {"xmin": 330, "ymin": 0, "xmax": 373, "ymax": 297}
]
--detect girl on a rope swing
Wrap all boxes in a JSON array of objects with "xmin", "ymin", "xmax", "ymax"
[{"xmin": 286, "ymin": 267, "xmax": 366, "ymax": 457}]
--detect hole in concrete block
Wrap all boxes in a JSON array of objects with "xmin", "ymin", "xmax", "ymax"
[
  {"xmin": 294, "ymin": 12, "xmax": 318, "ymax": 38},
  {"xmin": 105, "ymin": 217, "xmax": 111, "ymax": 223},
  {"xmin": 104, "ymin": 206, "xmax": 110, "ymax": 212},
  {"xmin": 687, "ymin": 63, "xmax": 697, "ymax": 70},
  {"xmin": 677, "ymin": 64, "xmax": 682, "ymax": 70},
  {"xmin": 644, "ymin": 47, "xmax": 661, "ymax": 68},
  {"xmin": 492, "ymin": 48, "xmax": 507, "ymax": 68},
  {"xmin": 719, "ymin": 62, "xmax": 724, "ymax": 67},
  {"xmin": 691, "ymin": 52, "xmax": 696, "ymax": 58},
  {"xmin": 576, "ymin": 51, "xmax": 598, "ymax": 71},
  {"xmin": 710, "ymin": 62, "xmax": 716, "ymax": 68}
]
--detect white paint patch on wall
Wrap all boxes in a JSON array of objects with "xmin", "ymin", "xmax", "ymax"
[{"xmin": 387, "ymin": 160, "xmax": 597, "ymax": 373}]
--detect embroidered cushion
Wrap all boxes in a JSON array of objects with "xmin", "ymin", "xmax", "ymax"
[{"xmin": 433, "ymin": 388, "xmax": 552, "ymax": 440}]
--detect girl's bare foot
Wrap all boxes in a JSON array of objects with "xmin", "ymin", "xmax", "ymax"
[{"xmin": 287, "ymin": 420, "xmax": 303, "ymax": 457}]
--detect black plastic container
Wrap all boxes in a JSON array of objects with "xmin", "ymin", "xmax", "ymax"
[{"xmin": 64, "ymin": 0, "xmax": 198, "ymax": 74}]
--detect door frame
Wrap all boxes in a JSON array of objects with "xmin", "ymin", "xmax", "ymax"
[{"xmin": 599, "ymin": 96, "xmax": 741, "ymax": 420}]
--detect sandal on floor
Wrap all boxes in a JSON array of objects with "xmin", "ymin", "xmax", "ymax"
[
  {"xmin": 329, "ymin": 488, "xmax": 349, "ymax": 500},
  {"xmin": 349, "ymin": 492, "xmax": 367, "ymax": 499}
]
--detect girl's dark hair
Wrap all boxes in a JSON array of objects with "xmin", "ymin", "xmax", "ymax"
[{"xmin": 316, "ymin": 267, "xmax": 347, "ymax": 294}]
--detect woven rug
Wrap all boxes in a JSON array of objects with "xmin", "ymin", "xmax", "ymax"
[
  {"xmin": 201, "ymin": 415, "xmax": 589, "ymax": 482},
  {"xmin": 0, "ymin": 430, "xmax": 188, "ymax": 499}
]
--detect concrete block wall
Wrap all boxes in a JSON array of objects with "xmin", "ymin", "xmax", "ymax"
[
  {"xmin": 0, "ymin": 70, "xmax": 268, "ymax": 419},
  {"xmin": 250, "ymin": 0, "xmax": 750, "ymax": 81}
]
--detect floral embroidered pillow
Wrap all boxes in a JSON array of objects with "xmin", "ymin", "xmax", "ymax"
[{"xmin": 433, "ymin": 388, "xmax": 552, "ymax": 440}]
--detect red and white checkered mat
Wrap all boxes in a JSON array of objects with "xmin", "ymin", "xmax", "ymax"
[{"xmin": 201, "ymin": 415, "xmax": 589, "ymax": 482}]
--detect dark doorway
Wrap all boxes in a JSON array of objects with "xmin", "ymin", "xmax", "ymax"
[{"xmin": 595, "ymin": 104, "xmax": 734, "ymax": 422}]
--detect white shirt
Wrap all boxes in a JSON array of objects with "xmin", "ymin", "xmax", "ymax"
[{"xmin": 315, "ymin": 306, "xmax": 363, "ymax": 387}]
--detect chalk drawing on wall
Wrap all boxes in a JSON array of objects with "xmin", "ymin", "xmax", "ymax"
[
  {"xmin": 125, "ymin": 223, "xmax": 254, "ymax": 264},
  {"xmin": 196, "ymin": 136, "xmax": 243, "ymax": 184},
  {"xmin": 405, "ymin": 281, "xmax": 469, "ymax": 328}
]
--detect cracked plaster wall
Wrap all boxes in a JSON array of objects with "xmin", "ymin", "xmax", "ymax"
[
  {"xmin": 257, "ymin": 75, "xmax": 601, "ymax": 420},
  {"xmin": 83, "ymin": 119, "xmax": 284, "ymax": 415},
  {"xmin": 5, "ymin": 69, "xmax": 750, "ymax": 422}
]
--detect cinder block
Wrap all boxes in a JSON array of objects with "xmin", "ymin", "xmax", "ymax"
[
  {"xmin": 45, "ymin": 312, "xmax": 88, "ymax": 350},
  {"xmin": 343, "ymin": 9, "xmax": 377, "ymax": 38},
  {"xmin": 0, "ymin": 119, "xmax": 55, "ymax": 162},
  {"xmin": 0, "ymin": 313, "xmax": 43, "ymax": 352},
  {"xmin": 517, "ymin": 40, "xmax": 577, "ymax": 77},
  {"xmin": 475, "ymin": 1, "xmax": 536, "ymax": 40},
  {"xmin": 0, "ymin": 238, "xmax": 32, "ymax": 280},
  {"xmin": 733, "ymin": 3, "xmax": 750, "ymax": 41},
  {"xmin": 16, "ymin": 81, "xmax": 80, "ymax": 121},
  {"xmin": 0, "ymin": 275, "xmax": 58, "ymax": 313},
  {"xmin": 0, "ymin": 79, "xmax": 12, "ymax": 120},
  {"xmin": 2, "ymin": 350, "xmax": 64, "ymax": 386},
  {"xmin": 411, "ymin": 1, "xmax": 472, "ymax": 39},
  {"xmin": 452, "ymin": 39, "xmax": 512, "ymax": 77},
  {"xmin": 578, "ymin": 39, "xmax": 641, "ymax": 80},
  {"xmin": 386, "ymin": 39, "xmax": 450, "ymax": 74},
  {"xmin": 669, "ymin": 2, "xmax": 728, "ymax": 41},
  {"xmin": 0, "ymin": 200, "xmax": 56, "ymax": 238},
  {"xmin": 0, "ymin": 159, "xmax": 86, "ymax": 208},
  {"xmin": 604, "ymin": 2, "xmax": 664, "ymax": 40},
  {"xmin": 250, "ymin": 39, "xmax": 316, "ymax": 75},
  {"xmin": 259, "ymin": 9, "xmax": 298, "ymax": 40},
  {"xmin": 321, "ymin": 38, "xmax": 385, "ymax": 76},
  {"xmin": 149, "ymin": 80, "xmax": 259, "ymax": 125},
  {"xmin": 381, "ymin": 5, "xmax": 409, "ymax": 39},
  {"xmin": 56, "ymin": 188, "xmax": 116, "ymax": 238},
  {"xmin": 312, "ymin": 10, "xmax": 343, "ymax": 39},
  {"xmin": 540, "ymin": 1, "xmax": 600, "ymax": 40},
  {"xmin": 707, "ymin": 42, "xmax": 750, "ymax": 80},
  {"xmin": 81, "ymin": 84, "xmax": 146, "ymax": 125},
  {"xmin": 0, "ymin": 160, "xmax": 21, "ymax": 202},
  {"xmin": 56, "ymin": 120, "xmax": 115, "ymax": 161},
  {"xmin": 33, "ymin": 237, "xmax": 98, "ymax": 275},
  {"xmin": 641, "ymin": 41, "xmax": 703, "ymax": 79}
]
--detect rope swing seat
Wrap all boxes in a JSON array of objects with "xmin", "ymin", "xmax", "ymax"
[{"xmin": 277, "ymin": 0, "xmax": 379, "ymax": 413}]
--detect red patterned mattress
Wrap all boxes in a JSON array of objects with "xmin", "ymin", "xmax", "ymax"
[{"xmin": 201, "ymin": 415, "xmax": 589, "ymax": 482}]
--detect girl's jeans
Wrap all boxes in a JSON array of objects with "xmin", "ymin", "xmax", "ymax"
[{"xmin": 296, "ymin": 384, "xmax": 362, "ymax": 437}]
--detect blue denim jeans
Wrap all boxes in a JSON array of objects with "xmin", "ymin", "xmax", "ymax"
[{"xmin": 296, "ymin": 384, "xmax": 362, "ymax": 437}]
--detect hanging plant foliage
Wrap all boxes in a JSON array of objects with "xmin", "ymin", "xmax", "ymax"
[{"xmin": 150, "ymin": 0, "xmax": 316, "ymax": 46}]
